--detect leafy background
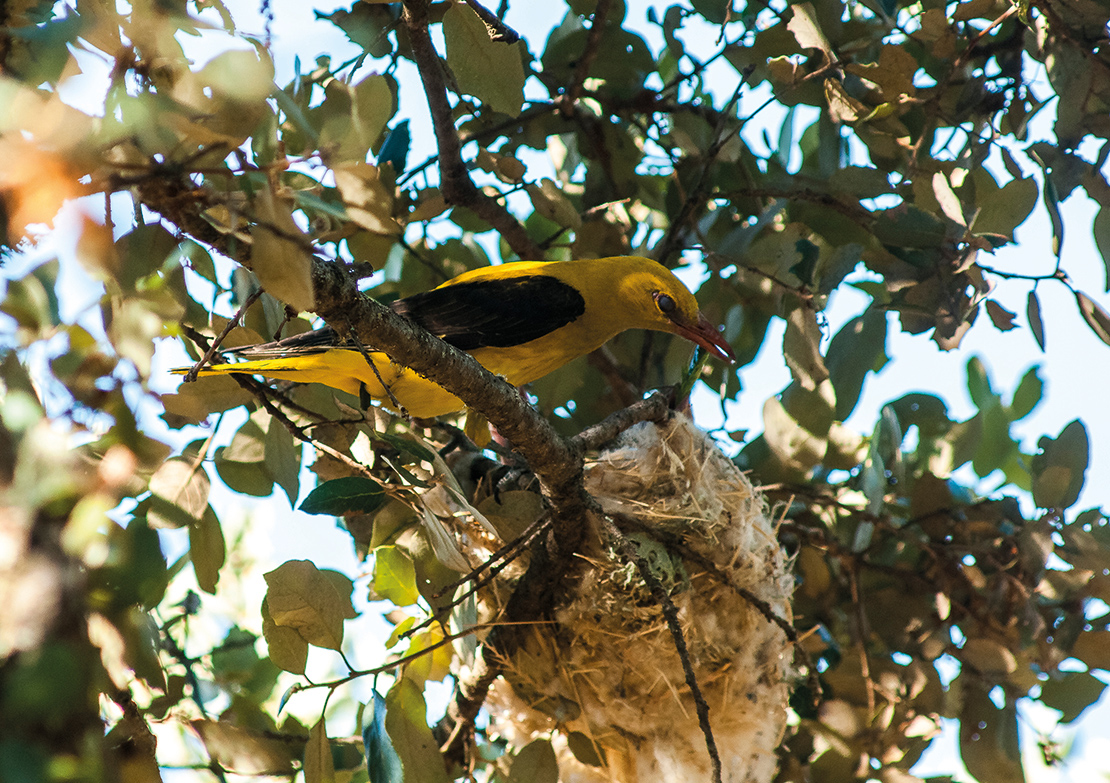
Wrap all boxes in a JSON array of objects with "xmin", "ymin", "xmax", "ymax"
[{"xmin": 1, "ymin": 0, "xmax": 1109, "ymax": 781}]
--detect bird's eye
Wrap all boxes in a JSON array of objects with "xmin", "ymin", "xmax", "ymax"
[{"xmin": 655, "ymin": 292, "xmax": 677, "ymax": 315}]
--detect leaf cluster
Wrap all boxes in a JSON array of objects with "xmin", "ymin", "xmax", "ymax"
[{"xmin": 1, "ymin": 0, "xmax": 1109, "ymax": 782}]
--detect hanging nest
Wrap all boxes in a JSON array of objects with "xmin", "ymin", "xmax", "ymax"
[{"xmin": 480, "ymin": 413, "xmax": 795, "ymax": 783}]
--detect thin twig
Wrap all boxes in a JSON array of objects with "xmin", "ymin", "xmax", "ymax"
[
  {"xmin": 394, "ymin": 512, "xmax": 552, "ymax": 643},
  {"xmin": 599, "ymin": 514, "xmax": 723, "ymax": 783},
  {"xmin": 613, "ymin": 512, "xmax": 823, "ymax": 707},
  {"xmin": 977, "ymin": 264, "xmax": 1068, "ymax": 283},
  {"xmin": 290, "ymin": 621, "xmax": 541, "ymax": 694},
  {"xmin": 183, "ymin": 288, "xmax": 264, "ymax": 382},
  {"xmin": 655, "ymin": 70, "xmax": 753, "ymax": 265},
  {"xmin": 848, "ymin": 565, "xmax": 877, "ymax": 718},
  {"xmin": 401, "ymin": 0, "xmax": 542, "ymax": 259},
  {"xmin": 432, "ymin": 512, "xmax": 552, "ymax": 600},
  {"xmin": 343, "ymin": 314, "xmax": 411, "ymax": 418},
  {"xmin": 951, "ymin": 5, "xmax": 1019, "ymax": 71},
  {"xmin": 559, "ymin": 0, "xmax": 612, "ymax": 114},
  {"xmin": 178, "ymin": 324, "xmax": 382, "ymax": 480},
  {"xmin": 572, "ymin": 391, "xmax": 671, "ymax": 451}
]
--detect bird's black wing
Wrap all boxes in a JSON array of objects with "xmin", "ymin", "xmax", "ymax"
[
  {"xmin": 390, "ymin": 274, "xmax": 586, "ymax": 350},
  {"xmin": 227, "ymin": 274, "xmax": 585, "ymax": 356},
  {"xmin": 229, "ymin": 327, "xmax": 343, "ymax": 358}
]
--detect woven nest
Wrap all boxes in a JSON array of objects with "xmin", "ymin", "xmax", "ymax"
[{"xmin": 481, "ymin": 414, "xmax": 794, "ymax": 783}]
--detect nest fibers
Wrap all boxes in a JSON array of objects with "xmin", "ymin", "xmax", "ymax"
[{"xmin": 483, "ymin": 414, "xmax": 794, "ymax": 783}]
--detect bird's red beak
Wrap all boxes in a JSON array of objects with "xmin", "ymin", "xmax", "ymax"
[{"xmin": 674, "ymin": 312, "xmax": 736, "ymax": 364}]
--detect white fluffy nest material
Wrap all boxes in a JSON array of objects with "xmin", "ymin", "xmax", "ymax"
[{"xmin": 484, "ymin": 414, "xmax": 794, "ymax": 783}]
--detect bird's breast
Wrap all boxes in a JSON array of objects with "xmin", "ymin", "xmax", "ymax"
[{"xmin": 467, "ymin": 320, "xmax": 615, "ymax": 387}]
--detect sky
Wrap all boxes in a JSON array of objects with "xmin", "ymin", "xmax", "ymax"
[{"xmin": 7, "ymin": 0, "xmax": 1110, "ymax": 779}]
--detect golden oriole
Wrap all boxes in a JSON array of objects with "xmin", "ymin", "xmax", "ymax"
[{"xmin": 173, "ymin": 256, "xmax": 734, "ymax": 418}]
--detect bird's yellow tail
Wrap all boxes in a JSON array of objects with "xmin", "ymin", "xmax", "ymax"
[{"xmin": 171, "ymin": 349, "xmax": 465, "ymax": 418}]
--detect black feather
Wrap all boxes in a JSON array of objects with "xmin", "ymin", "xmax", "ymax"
[
  {"xmin": 390, "ymin": 274, "xmax": 585, "ymax": 350},
  {"xmin": 229, "ymin": 273, "xmax": 586, "ymax": 356}
]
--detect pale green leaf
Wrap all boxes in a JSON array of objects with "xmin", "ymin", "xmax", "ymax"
[
  {"xmin": 443, "ymin": 3, "xmax": 524, "ymax": 116},
  {"xmin": 189, "ymin": 504, "xmax": 226, "ymax": 594}
]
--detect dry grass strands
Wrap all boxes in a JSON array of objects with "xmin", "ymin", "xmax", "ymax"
[{"xmin": 482, "ymin": 414, "xmax": 794, "ymax": 783}]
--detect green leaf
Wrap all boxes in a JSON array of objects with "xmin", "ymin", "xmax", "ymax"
[
  {"xmin": 263, "ymin": 560, "xmax": 356, "ymax": 651},
  {"xmin": 372, "ymin": 546, "xmax": 420, "ymax": 607},
  {"xmin": 477, "ymin": 490, "xmax": 545, "ymax": 542},
  {"xmin": 5, "ymin": 10, "xmax": 86, "ymax": 84},
  {"xmin": 507, "ymin": 739, "xmax": 559, "ymax": 783},
  {"xmin": 787, "ymin": 2, "xmax": 833, "ymax": 56},
  {"xmin": 1072, "ymin": 629, "xmax": 1110, "ymax": 672},
  {"xmin": 378, "ymin": 119, "xmax": 411, "ymax": 173},
  {"xmin": 272, "ymin": 83, "xmax": 320, "ymax": 146},
  {"xmin": 108, "ymin": 298, "xmax": 165, "ymax": 376},
  {"xmin": 225, "ymin": 416, "xmax": 267, "ymax": 462},
  {"xmin": 192, "ymin": 718, "xmax": 298, "ymax": 775},
  {"xmin": 1031, "ymin": 420, "xmax": 1089, "ymax": 510},
  {"xmin": 261, "ymin": 598, "xmax": 308, "ymax": 675},
  {"xmin": 305, "ymin": 717, "xmax": 336, "ymax": 783},
  {"xmin": 1008, "ymin": 366, "xmax": 1043, "ymax": 420},
  {"xmin": 872, "ymin": 205, "xmax": 948, "ymax": 248},
  {"xmin": 363, "ymin": 690, "xmax": 403, "ymax": 783},
  {"xmin": 971, "ymin": 175, "xmax": 1038, "ymax": 240},
  {"xmin": 0, "ymin": 265, "xmax": 55, "ymax": 335},
  {"xmin": 373, "ymin": 431, "xmax": 435, "ymax": 464},
  {"xmin": 264, "ymin": 418, "xmax": 301, "ymax": 506},
  {"xmin": 565, "ymin": 732, "xmax": 604, "ymax": 767},
  {"xmin": 443, "ymin": 3, "xmax": 525, "ymax": 116},
  {"xmin": 860, "ymin": 406, "xmax": 902, "ymax": 519},
  {"xmin": 300, "ymin": 476, "xmax": 387, "ymax": 515},
  {"xmin": 117, "ymin": 608, "xmax": 167, "ymax": 692},
  {"xmin": 385, "ymin": 616, "xmax": 417, "ymax": 649},
  {"xmin": 148, "ymin": 456, "xmax": 211, "ymax": 529},
  {"xmin": 1094, "ymin": 204, "xmax": 1110, "ymax": 291},
  {"xmin": 215, "ymin": 449, "xmax": 275, "ymax": 498},
  {"xmin": 162, "ymin": 374, "xmax": 255, "ymax": 427},
  {"xmin": 1039, "ymin": 672, "xmax": 1107, "ymax": 723},
  {"xmin": 965, "ymin": 356, "xmax": 997, "ymax": 410},
  {"xmin": 384, "ymin": 678, "xmax": 451, "ymax": 783},
  {"xmin": 526, "ymin": 178, "xmax": 582, "ymax": 230},
  {"xmin": 1026, "ymin": 290, "xmax": 1046, "ymax": 350},
  {"xmin": 1074, "ymin": 290, "xmax": 1110, "ymax": 346},
  {"xmin": 826, "ymin": 309, "xmax": 887, "ymax": 420},
  {"xmin": 176, "ymin": 239, "xmax": 218, "ymax": 285},
  {"xmin": 961, "ymin": 638, "xmax": 1017, "ymax": 676},
  {"xmin": 189, "ymin": 505, "xmax": 226, "ymax": 595},
  {"xmin": 691, "ymin": 0, "xmax": 731, "ymax": 24},
  {"xmin": 782, "ymin": 306, "xmax": 829, "ymax": 392},
  {"xmin": 251, "ymin": 184, "xmax": 316, "ymax": 313},
  {"xmin": 317, "ymin": 4, "xmax": 395, "ymax": 58},
  {"xmin": 972, "ymin": 400, "xmax": 1015, "ymax": 479},
  {"xmin": 116, "ymin": 223, "xmax": 178, "ymax": 290},
  {"xmin": 1040, "ymin": 157, "xmax": 1065, "ymax": 258},
  {"xmin": 94, "ymin": 517, "xmax": 169, "ymax": 611},
  {"xmin": 762, "ymin": 393, "xmax": 827, "ymax": 473},
  {"xmin": 958, "ymin": 676, "xmax": 1025, "ymax": 783}
]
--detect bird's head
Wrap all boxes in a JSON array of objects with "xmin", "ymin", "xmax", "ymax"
[{"xmin": 613, "ymin": 257, "xmax": 736, "ymax": 363}]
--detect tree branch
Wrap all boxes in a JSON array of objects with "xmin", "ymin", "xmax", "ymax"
[
  {"xmin": 401, "ymin": 0, "xmax": 542, "ymax": 260},
  {"xmin": 559, "ymin": 0, "xmax": 612, "ymax": 114},
  {"xmin": 136, "ymin": 165, "xmax": 592, "ymax": 770}
]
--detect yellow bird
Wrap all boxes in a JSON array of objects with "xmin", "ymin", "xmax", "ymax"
[{"xmin": 174, "ymin": 256, "xmax": 734, "ymax": 418}]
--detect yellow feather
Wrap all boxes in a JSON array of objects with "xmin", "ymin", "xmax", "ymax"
[{"xmin": 172, "ymin": 256, "xmax": 731, "ymax": 418}]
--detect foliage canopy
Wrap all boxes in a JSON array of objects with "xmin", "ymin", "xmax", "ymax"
[{"xmin": 1, "ymin": 0, "xmax": 1109, "ymax": 781}]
